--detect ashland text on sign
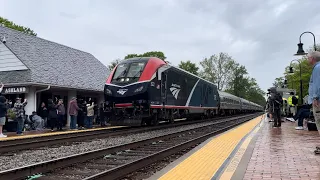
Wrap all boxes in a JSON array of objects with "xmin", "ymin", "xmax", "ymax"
[{"xmin": 4, "ymin": 87, "xmax": 29, "ymax": 94}]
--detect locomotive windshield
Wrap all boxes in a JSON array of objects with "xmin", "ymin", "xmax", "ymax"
[{"xmin": 111, "ymin": 62, "xmax": 146, "ymax": 84}]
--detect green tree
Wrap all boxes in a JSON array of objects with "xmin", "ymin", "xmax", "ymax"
[
  {"xmin": 245, "ymin": 78, "xmax": 266, "ymax": 106},
  {"xmin": 178, "ymin": 60, "xmax": 199, "ymax": 75},
  {"xmin": 142, "ymin": 51, "xmax": 166, "ymax": 60},
  {"xmin": 226, "ymin": 63, "xmax": 249, "ymax": 97},
  {"xmin": 0, "ymin": 17, "xmax": 37, "ymax": 36},
  {"xmin": 199, "ymin": 52, "xmax": 236, "ymax": 90},
  {"xmin": 124, "ymin": 51, "xmax": 166, "ymax": 60},
  {"xmin": 225, "ymin": 63, "xmax": 266, "ymax": 106},
  {"xmin": 273, "ymin": 77, "xmax": 285, "ymax": 88},
  {"xmin": 108, "ymin": 59, "xmax": 121, "ymax": 71},
  {"xmin": 124, "ymin": 54, "xmax": 141, "ymax": 59}
]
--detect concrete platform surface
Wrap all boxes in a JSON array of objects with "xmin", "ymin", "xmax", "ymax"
[
  {"xmin": 149, "ymin": 114, "xmax": 320, "ymax": 180},
  {"xmin": 0, "ymin": 125, "xmax": 124, "ymax": 141},
  {"xmin": 241, "ymin": 117, "xmax": 320, "ymax": 180},
  {"xmin": 151, "ymin": 115, "xmax": 264, "ymax": 180}
]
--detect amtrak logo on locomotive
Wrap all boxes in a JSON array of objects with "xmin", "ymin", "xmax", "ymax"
[
  {"xmin": 117, "ymin": 89, "xmax": 128, "ymax": 95},
  {"xmin": 170, "ymin": 83, "xmax": 181, "ymax": 99}
]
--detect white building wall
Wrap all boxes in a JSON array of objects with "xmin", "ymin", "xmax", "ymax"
[
  {"xmin": 67, "ymin": 90, "xmax": 77, "ymax": 127},
  {"xmin": 0, "ymin": 42, "xmax": 28, "ymax": 72},
  {"xmin": 24, "ymin": 87, "xmax": 36, "ymax": 116}
]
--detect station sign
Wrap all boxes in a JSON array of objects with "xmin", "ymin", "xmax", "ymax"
[{"xmin": 3, "ymin": 87, "xmax": 29, "ymax": 94}]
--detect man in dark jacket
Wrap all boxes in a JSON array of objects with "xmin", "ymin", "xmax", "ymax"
[
  {"xmin": 56, "ymin": 99, "xmax": 65, "ymax": 131},
  {"xmin": 0, "ymin": 96, "xmax": 7, "ymax": 137},
  {"xmin": 77, "ymin": 99, "xmax": 86, "ymax": 130},
  {"xmin": 47, "ymin": 99, "xmax": 58, "ymax": 131},
  {"xmin": 269, "ymin": 87, "xmax": 283, "ymax": 127}
]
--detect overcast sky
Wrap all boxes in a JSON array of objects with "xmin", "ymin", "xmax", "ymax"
[{"xmin": 1, "ymin": 0, "xmax": 320, "ymax": 92}]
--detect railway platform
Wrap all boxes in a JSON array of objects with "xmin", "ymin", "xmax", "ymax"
[
  {"xmin": 0, "ymin": 125, "xmax": 123, "ymax": 141},
  {"xmin": 150, "ymin": 114, "xmax": 320, "ymax": 180}
]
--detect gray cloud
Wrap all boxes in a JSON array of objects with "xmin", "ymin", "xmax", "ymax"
[{"xmin": 1, "ymin": 0, "xmax": 320, "ymax": 92}]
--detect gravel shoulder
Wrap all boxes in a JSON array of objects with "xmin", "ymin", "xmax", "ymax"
[{"xmin": 0, "ymin": 120, "xmax": 221, "ymax": 171}]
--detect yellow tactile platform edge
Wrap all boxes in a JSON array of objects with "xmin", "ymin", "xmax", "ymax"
[
  {"xmin": 219, "ymin": 115, "xmax": 265, "ymax": 180},
  {"xmin": 159, "ymin": 115, "xmax": 263, "ymax": 180},
  {"xmin": 0, "ymin": 126, "xmax": 125, "ymax": 141}
]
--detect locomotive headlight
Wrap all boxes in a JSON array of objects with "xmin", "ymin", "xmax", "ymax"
[
  {"xmin": 134, "ymin": 86, "xmax": 144, "ymax": 93},
  {"xmin": 106, "ymin": 89, "xmax": 112, "ymax": 95}
]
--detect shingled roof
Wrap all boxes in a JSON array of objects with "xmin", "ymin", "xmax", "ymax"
[{"xmin": 0, "ymin": 26, "xmax": 109, "ymax": 91}]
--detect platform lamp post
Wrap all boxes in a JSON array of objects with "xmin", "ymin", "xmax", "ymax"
[
  {"xmin": 294, "ymin": 31, "xmax": 317, "ymax": 56},
  {"xmin": 283, "ymin": 79, "xmax": 288, "ymax": 88},
  {"xmin": 288, "ymin": 59, "xmax": 303, "ymax": 105}
]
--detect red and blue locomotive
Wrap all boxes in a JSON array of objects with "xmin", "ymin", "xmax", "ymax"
[{"xmin": 104, "ymin": 57, "xmax": 263, "ymax": 126}]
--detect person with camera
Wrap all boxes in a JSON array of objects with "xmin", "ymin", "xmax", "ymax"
[
  {"xmin": 0, "ymin": 83, "xmax": 7, "ymax": 137},
  {"xmin": 268, "ymin": 87, "xmax": 283, "ymax": 127},
  {"xmin": 14, "ymin": 97, "xmax": 28, "ymax": 135},
  {"xmin": 86, "ymin": 100, "xmax": 95, "ymax": 129},
  {"xmin": 266, "ymin": 90, "xmax": 273, "ymax": 121}
]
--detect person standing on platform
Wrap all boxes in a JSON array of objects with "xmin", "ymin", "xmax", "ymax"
[
  {"xmin": 38, "ymin": 102, "xmax": 48, "ymax": 128},
  {"xmin": 0, "ymin": 96, "xmax": 8, "ymax": 137},
  {"xmin": 266, "ymin": 90, "xmax": 273, "ymax": 122},
  {"xmin": 77, "ymin": 99, "xmax": 86, "ymax": 130},
  {"xmin": 288, "ymin": 92, "xmax": 298, "ymax": 117},
  {"xmin": 269, "ymin": 87, "xmax": 283, "ymax": 127},
  {"xmin": 306, "ymin": 51, "xmax": 320, "ymax": 154},
  {"xmin": 86, "ymin": 101, "xmax": 95, "ymax": 129},
  {"xmin": 14, "ymin": 98, "xmax": 27, "ymax": 135},
  {"xmin": 56, "ymin": 99, "xmax": 65, "ymax": 131},
  {"xmin": 47, "ymin": 99, "xmax": 58, "ymax": 131},
  {"xmin": 69, "ymin": 97, "xmax": 80, "ymax": 130}
]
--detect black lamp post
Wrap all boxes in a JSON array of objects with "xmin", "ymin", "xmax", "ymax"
[
  {"xmin": 294, "ymin": 31, "xmax": 317, "ymax": 56},
  {"xmin": 283, "ymin": 79, "xmax": 288, "ymax": 88},
  {"xmin": 288, "ymin": 59, "xmax": 303, "ymax": 105}
]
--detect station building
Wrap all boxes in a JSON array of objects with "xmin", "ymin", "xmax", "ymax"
[{"xmin": 0, "ymin": 25, "xmax": 109, "ymax": 126}]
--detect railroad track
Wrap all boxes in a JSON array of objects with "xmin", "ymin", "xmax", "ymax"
[
  {"xmin": 0, "ymin": 113, "xmax": 252, "ymax": 154},
  {"xmin": 0, "ymin": 113, "xmax": 262, "ymax": 180}
]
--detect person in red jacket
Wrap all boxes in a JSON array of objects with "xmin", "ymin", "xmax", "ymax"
[{"xmin": 68, "ymin": 97, "xmax": 80, "ymax": 130}]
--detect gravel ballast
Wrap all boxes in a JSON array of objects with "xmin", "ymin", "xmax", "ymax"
[{"xmin": 0, "ymin": 120, "xmax": 229, "ymax": 171}]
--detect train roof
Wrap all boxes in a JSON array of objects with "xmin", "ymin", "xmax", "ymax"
[
  {"xmin": 118, "ymin": 57, "xmax": 151, "ymax": 64},
  {"xmin": 218, "ymin": 91, "xmax": 241, "ymax": 100}
]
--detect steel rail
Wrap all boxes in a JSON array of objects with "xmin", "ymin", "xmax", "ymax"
[
  {"xmin": 85, "ymin": 115, "xmax": 259, "ymax": 180},
  {"xmin": 0, "ymin": 114, "xmax": 250, "ymax": 154},
  {"xmin": 0, "ymin": 113, "xmax": 262, "ymax": 180}
]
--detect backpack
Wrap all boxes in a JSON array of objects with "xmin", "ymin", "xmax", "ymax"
[{"xmin": 292, "ymin": 96, "xmax": 298, "ymax": 105}]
